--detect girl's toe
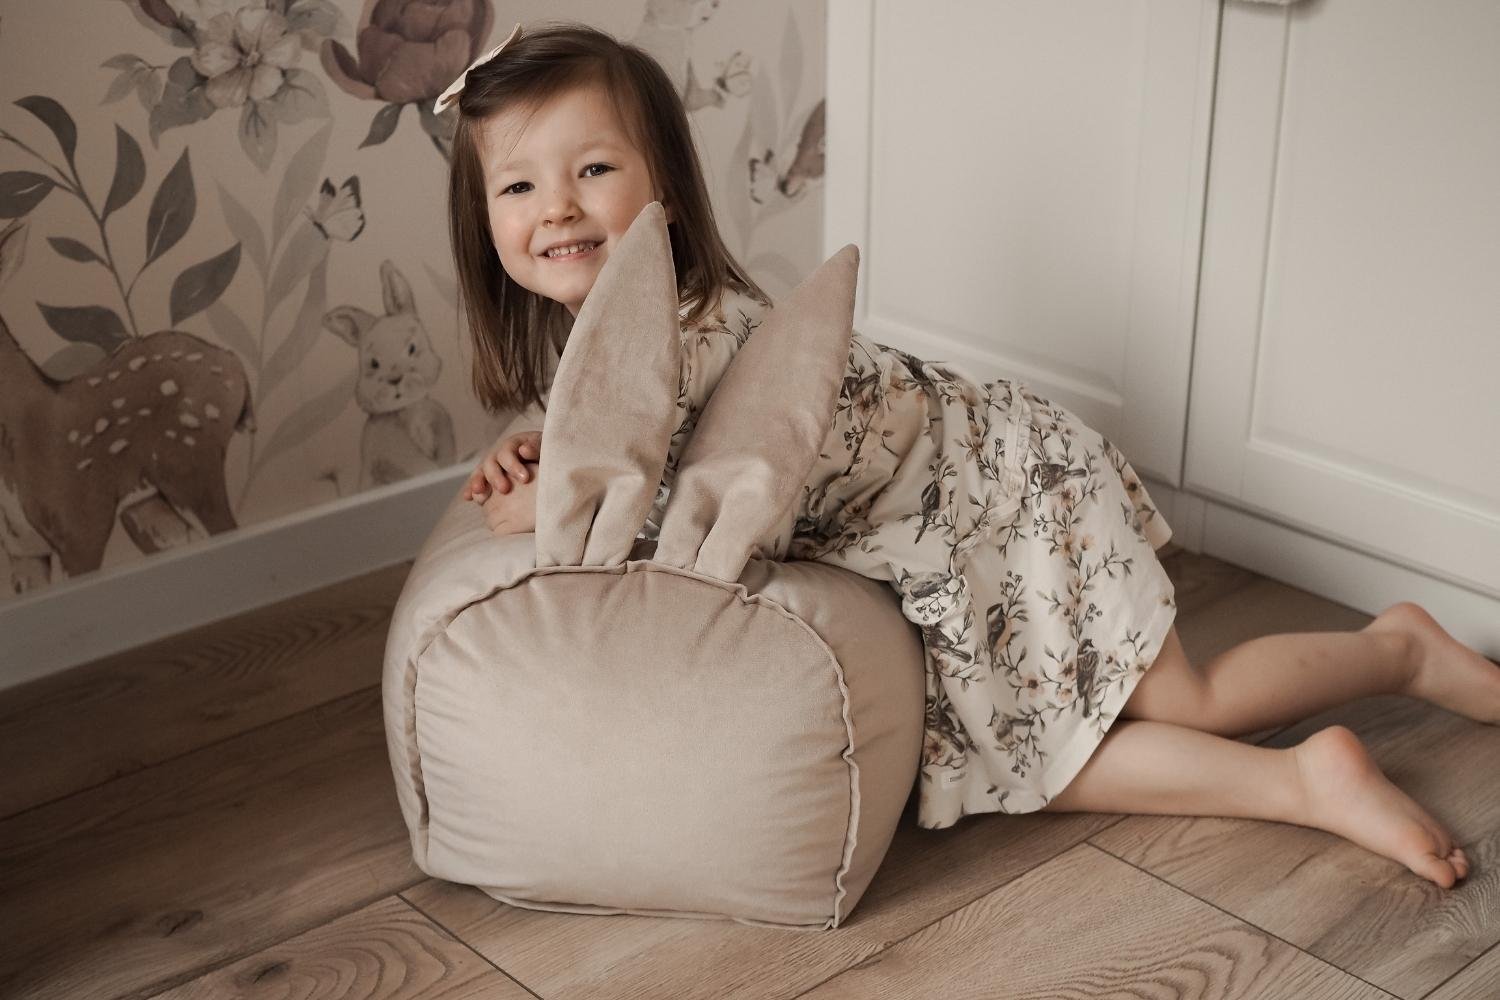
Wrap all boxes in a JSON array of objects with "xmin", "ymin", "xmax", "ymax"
[{"xmin": 1407, "ymin": 849, "xmax": 1458, "ymax": 889}]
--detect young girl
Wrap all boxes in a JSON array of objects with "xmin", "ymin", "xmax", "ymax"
[{"xmin": 444, "ymin": 21, "xmax": 1492, "ymax": 889}]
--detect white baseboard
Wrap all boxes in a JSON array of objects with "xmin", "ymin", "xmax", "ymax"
[
  {"xmin": 0, "ymin": 465, "xmax": 468, "ymax": 694},
  {"xmin": 1142, "ymin": 476, "xmax": 1500, "ymax": 661},
  {"xmin": 3, "ymin": 467, "xmax": 1495, "ymax": 694}
]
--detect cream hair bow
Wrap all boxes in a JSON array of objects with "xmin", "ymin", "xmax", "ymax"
[{"xmin": 432, "ymin": 22, "xmax": 523, "ymax": 115}]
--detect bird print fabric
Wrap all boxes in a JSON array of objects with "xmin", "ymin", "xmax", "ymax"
[{"xmin": 639, "ymin": 286, "xmax": 1178, "ymax": 830}]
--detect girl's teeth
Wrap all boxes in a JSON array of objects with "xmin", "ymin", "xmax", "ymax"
[{"xmin": 547, "ymin": 242, "xmax": 598, "ymax": 257}]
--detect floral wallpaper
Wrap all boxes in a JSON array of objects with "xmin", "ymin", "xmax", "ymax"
[{"xmin": 0, "ymin": 0, "xmax": 826, "ymax": 601}]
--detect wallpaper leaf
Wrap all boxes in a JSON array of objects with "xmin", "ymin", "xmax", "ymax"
[
  {"xmin": 38, "ymin": 341, "xmax": 108, "ymax": 382},
  {"xmin": 149, "ymin": 56, "xmax": 215, "ymax": 147},
  {"xmin": 272, "ymin": 68, "xmax": 328, "ymax": 127},
  {"xmin": 170, "ymin": 242, "xmax": 241, "ymax": 326},
  {"xmin": 206, "ymin": 298, "xmax": 258, "ymax": 365},
  {"xmin": 265, "ymin": 219, "xmax": 326, "ymax": 310},
  {"xmin": 258, "ymin": 362, "xmax": 356, "ymax": 472},
  {"xmin": 36, "ymin": 302, "xmax": 128, "ymax": 351},
  {"xmin": 238, "ymin": 99, "xmax": 277, "ymax": 171},
  {"xmin": 102, "ymin": 125, "xmax": 146, "ymax": 222},
  {"xmin": 47, "ymin": 236, "xmax": 102, "ymax": 265},
  {"xmin": 144, "ymin": 148, "xmax": 195, "ymax": 267},
  {"xmin": 285, "ymin": 0, "xmax": 340, "ymax": 36},
  {"xmin": 260, "ymin": 255, "xmax": 327, "ymax": 403},
  {"xmin": 0, "ymin": 171, "xmax": 56, "ymax": 218},
  {"xmin": 14, "ymin": 96, "xmax": 78, "ymax": 171},
  {"xmin": 215, "ymin": 180, "xmax": 268, "ymax": 278},
  {"xmin": 360, "ymin": 103, "xmax": 402, "ymax": 149},
  {"xmin": 101, "ymin": 54, "xmax": 163, "ymax": 110}
]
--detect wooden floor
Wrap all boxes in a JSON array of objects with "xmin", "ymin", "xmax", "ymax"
[{"xmin": 2, "ymin": 546, "xmax": 1497, "ymax": 1000}]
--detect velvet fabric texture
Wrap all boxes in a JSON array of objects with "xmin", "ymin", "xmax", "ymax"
[{"xmin": 383, "ymin": 202, "xmax": 925, "ymax": 929}]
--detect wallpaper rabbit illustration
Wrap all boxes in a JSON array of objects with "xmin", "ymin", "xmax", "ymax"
[
  {"xmin": 323, "ymin": 259, "xmax": 455, "ymax": 491},
  {"xmin": 382, "ymin": 199, "xmax": 925, "ymax": 930}
]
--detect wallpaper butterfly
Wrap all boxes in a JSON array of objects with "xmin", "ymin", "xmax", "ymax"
[{"xmin": 305, "ymin": 177, "xmax": 366, "ymax": 242}]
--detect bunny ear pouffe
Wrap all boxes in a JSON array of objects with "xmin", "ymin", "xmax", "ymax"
[{"xmin": 382, "ymin": 202, "xmax": 925, "ymax": 931}]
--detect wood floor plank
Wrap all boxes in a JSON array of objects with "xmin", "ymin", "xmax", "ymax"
[
  {"xmin": 0, "ymin": 686, "xmax": 423, "ymax": 1000},
  {"xmin": 146, "ymin": 895, "xmax": 534, "ymax": 1000},
  {"xmin": 1426, "ymin": 942, "xmax": 1500, "ymax": 1000},
  {"xmin": 0, "ymin": 561, "xmax": 412, "ymax": 819},
  {"xmin": 798, "ymin": 843, "xmax": 1389, "ymax": 1000},
  {"xmin": 1090, "ymin": 696, "xmax": 1500, "ymax": 999},
  {"xmin": 403, "ymin": 809, "xmax": 1120, "ymax": 1000}
]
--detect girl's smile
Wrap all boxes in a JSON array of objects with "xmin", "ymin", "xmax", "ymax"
[{"xmin": 538, "ymin": 239, "xmax": 602, "ymax": 261}]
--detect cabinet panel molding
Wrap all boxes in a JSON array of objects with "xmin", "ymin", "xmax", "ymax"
[
  {"xmin": 825, "ymin": 0, "xmax": 1219, "ymax": 486},
  {"xmin": 1186, "ymin": 0, "xmax": 1500, "ymax": 601}
]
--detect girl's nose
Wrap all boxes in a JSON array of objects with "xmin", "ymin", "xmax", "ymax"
[{"xmin": 540, "ymin": 184, "xmax": 580, "ymax": 226}]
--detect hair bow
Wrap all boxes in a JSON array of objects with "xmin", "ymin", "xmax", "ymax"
[{"xmin": 433, "ymin": 22, "xmax": 523, "ymax": 115}]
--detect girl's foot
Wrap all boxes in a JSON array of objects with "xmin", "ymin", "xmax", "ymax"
[
  {"xmin": 1370, "ymin": 601, "xmax": 1500, "ymax": 724},
  {"xmin": 1293, "ymin": 725, "xmax": 1469, "ymax": 888}
]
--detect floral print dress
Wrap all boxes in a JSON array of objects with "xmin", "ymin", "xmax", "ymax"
[{"xmin": 636, "ymin": 287, "xmax": 1179, "ymax": 831}]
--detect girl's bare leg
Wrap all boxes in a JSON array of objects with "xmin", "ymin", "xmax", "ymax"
[
  {"xmin": 1118, "ymin": 601, "xmax": 1500, "ymax": 737},
  {"xmin": 1037, "ymin": 600, "xmax": 1497, "ymax": 887},
  {"xmin": 1042, "ymin": 720, "xmax": 1470, "ymax": 887}
]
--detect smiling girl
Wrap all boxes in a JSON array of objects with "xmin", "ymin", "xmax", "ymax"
[{"xmin": 435, "ymin": 21, "xmax": 1494, "ymax": 888}]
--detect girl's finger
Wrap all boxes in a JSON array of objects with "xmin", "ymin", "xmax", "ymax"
[
  {"xmin": 482, "ymin": 453, "xmax": 509, "ymax": 493},
  {"xmin": 499, "ymin": 450, "xmax": 524, "ymax": 480}
]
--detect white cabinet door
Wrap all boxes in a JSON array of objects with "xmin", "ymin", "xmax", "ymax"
[
  {"xmin": 825, "ymin": 0, "xmax": 1221, "ymax": 485},
  {"xmin": 1187, "ymin": 0, "xmax": 1500, "ymax": 601}
]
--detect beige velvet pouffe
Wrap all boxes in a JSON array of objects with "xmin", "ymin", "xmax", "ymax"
[
  {"xmin": 385, "ymin": 519, "xmax": 924, "ymax": 930},
  {"xmin": 382, "ymin": 202, "xmax": 926, "ymax": 930}
]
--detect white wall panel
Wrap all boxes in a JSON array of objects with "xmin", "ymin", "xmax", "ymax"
[{"xmin": 825, "ymin": 0, "xmax": 1220, "ymax": 485}]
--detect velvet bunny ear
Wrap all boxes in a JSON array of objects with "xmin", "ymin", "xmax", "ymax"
[
  {"xmin": 534, "ymin": 201, "xmax": 680, "ymax": 569},
  {"xmin": 653, "ymin": 244, "xmax": 860, "ymax": 581}
]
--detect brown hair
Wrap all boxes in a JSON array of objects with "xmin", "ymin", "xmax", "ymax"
[{"xmin": 447, "ymin": 20, "xmax": 769, "ymax": 416}]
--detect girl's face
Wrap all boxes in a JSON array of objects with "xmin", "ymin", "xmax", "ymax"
[{"xmin": 478, "ymin": 81, "xmax": 669, "ymax": 317}]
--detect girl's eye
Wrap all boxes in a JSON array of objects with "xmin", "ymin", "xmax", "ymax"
[
  {"xmin": 369, "ymin": 357, "xmax": 380, "ymax": 370},
  {"xmin": 407, "ymin": 343, "xmax": 415, "ymax": 355},
  {"xmin": 499, "ymin": 164, "xmax": 610, "ymax": 196}
]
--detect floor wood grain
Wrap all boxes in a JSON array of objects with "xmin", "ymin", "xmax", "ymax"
[
  {"xmin": 1, "ymin": 548, "xmax": 1494, "ymax": 1000},
  {"xmin": 401, "ymin": 809, "xmax": 1119, "ymax": 1000},
  {"xmin": 0, "ymin": 686, "xmax": 423, "ymax": 1000},
  {"xmin": 0, "ymin": 562, "xmax": 409, "ymax": 819},
  {"xmin": 799, "ymin": 843, "xmax": 1390, "ymax": 1000},
  {"xmin": 149, "ymin": 896, "xmax": 533, "ymax": 1000},
  {"xmin": 1094, "ymin": 695, "xmax": 1500, "ymax": 1000}
]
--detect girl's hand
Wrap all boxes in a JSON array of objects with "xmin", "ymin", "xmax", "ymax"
[
  {"xmin": 480, "ymin": 460, "xmax": 539, "ymax": 536},
  {"xmin": 464, "ymin": 431, "xmax": 542, "ymax": 503}
]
